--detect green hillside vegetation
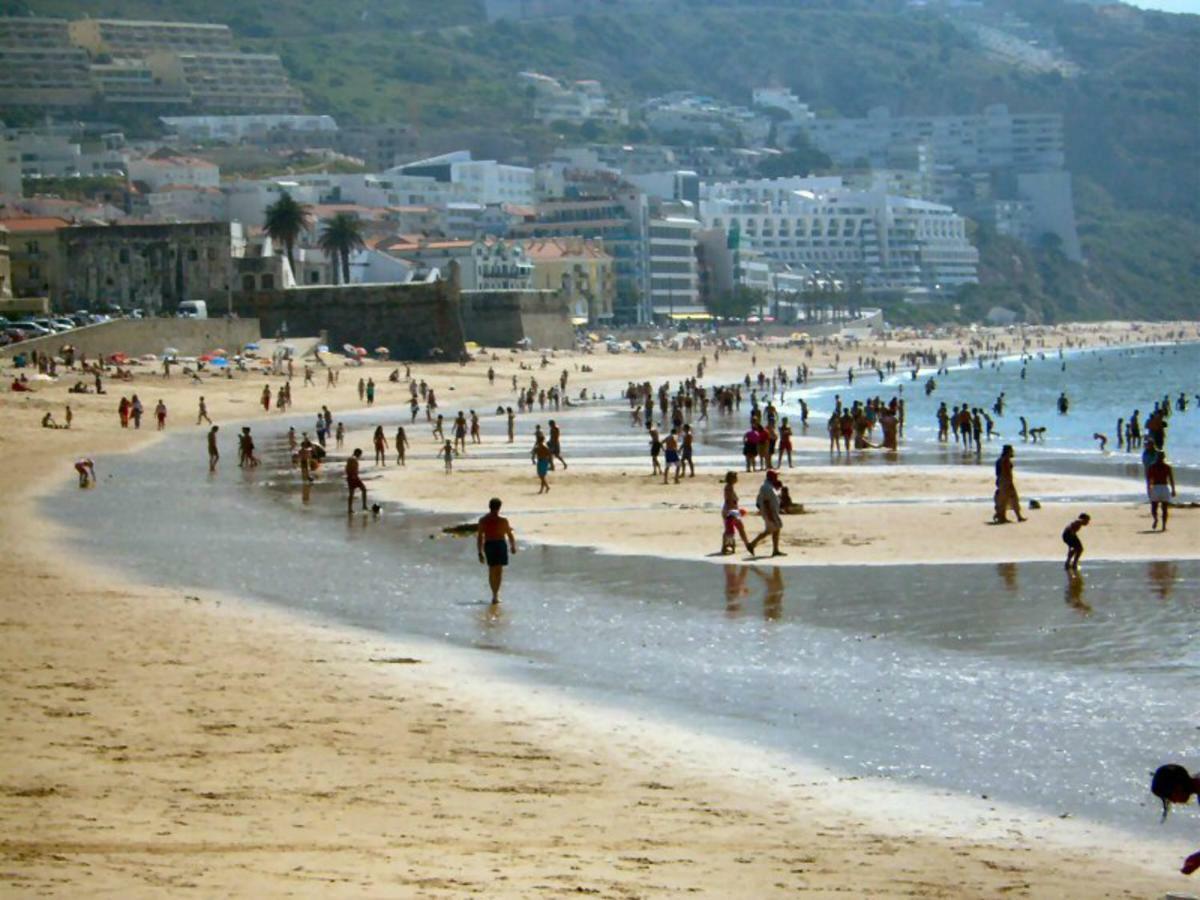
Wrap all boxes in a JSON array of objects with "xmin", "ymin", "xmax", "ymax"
[{"xmin": 5, "ymin": 0, "xmax": 1197, "ymax": 320}]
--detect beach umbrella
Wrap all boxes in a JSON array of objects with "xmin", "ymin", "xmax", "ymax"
[
  {"xmin": 211, "ymin": 348, "xmax": 227, "ymax": 356},
  {"xmin": 374, "ymin": 346, "xmax": 390, "ymax": 358},
  {"xmin": 243, "ymin": 342, "xmax": 260, "ymax": 351},
  {"xmin": 199, "ymin": 353, "xmax": 214, "ymax": 362},
  {"xmin": 355, "ymin": 346, "xmax": 368, "ymax": 357},
  {"xmin": 210, "ymin": 357, "xmax": 228, "ymax": 367},
  {"xmin": 342, "ymin": 343, "xmax": 357, "ymax": 355},
  {"xmin": 163, "ymin": 346, "xmax": 179, "ymax": 356}
]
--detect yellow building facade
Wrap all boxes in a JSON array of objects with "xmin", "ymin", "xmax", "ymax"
[{"xmin": 524, "ymin": 237, "xmax": 614, "ymax": 324}]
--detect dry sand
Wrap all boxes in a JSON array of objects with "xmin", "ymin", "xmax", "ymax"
[{"xmin": 1, "ymin": 322, "xmax": 1196, "ymax": 896}]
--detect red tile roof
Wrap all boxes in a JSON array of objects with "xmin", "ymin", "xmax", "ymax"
[{"xmin": 0, "ymin": 216, "xmax": 72, "ymax": 232}]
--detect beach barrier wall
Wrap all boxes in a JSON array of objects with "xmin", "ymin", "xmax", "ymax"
[
  {"xmin": 234, "ymin": 282, "xmax": 466, "ymax": 361},
  {"xmin": 459, "ymin": 289, "xmax": 575, "ymax": 351},
  {"xmin": 0, "ymin": 317, "xmax": 261, "ymax": 360}
]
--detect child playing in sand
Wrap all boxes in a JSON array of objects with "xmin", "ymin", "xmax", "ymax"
[
  {"xmin": 1061, "ymin": 512, "xmax": 1090, "ymax": 571},
  {"xmin": 1150, "ymin": 764, "xmax": 1200, "ymax": 875},
  {"xmin": 74, "ymin": 458, "xmax": 95, "ymax": 487},
  {"xmin": 441, "ymin": 439, "xmax": 455, "ymax": 473}
]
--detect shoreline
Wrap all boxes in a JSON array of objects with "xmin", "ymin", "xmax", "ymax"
[{"xmin": 3, "ymin": 320, "xmax": 1197, "ymax": 894}]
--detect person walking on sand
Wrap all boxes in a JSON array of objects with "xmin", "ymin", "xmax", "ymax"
[
  {"xmin": 366, "ymin": 377, "xmax": 376, "ymax": 406},
  {"xmin": 663, "ymin": 429, "xmax": 682, "ymax": 484},
  {"xmin": 477, "ymin": 497, "xmax": 518, "ymax": 604},
  {"xmin": 373, "ymin": 425, "xmax": 388, "ymax": 466},
  {"xmin": 395, "ymin": 425, "xmax": 409, "ymax": 465},
  {"xmin": 155, "ymin": 399, "xmax": 167, "ymax": 430},
  {"xmin": 993, "ymin": 444, "xmax": 1026, "ymax": 524},
  {"xmin": 681, "ymin": 424, "xmax": 696, "ymax": 477},
  {"xmin": 197, "ymin": 396, "xmax": 211, "ymax": 425},
  {"xmin": 1150, "ymin": 764, "xmax": 1200, "ymax": 875},
  {"xmin": 441, "ymin": 439, "xmax": 455, "ymax": 473},
  {"xmin": 261, "ymin": 384, "xmax": 271, "ymax": 412},
  {"xmin": 336, "ymin": 421, "xmax": 345, "ymax": 449},
  {"xmin": 1146, "ymin": 452, "xmax": 1177, "ymax": 531},
  {"xmin": 721, "ymin": 471, "xmax": 754, "ymax": 555},
  {"xmin": 357, "ymin": 377, "xmax": 365, "ymax": 403},
  {"xmin": 532, "ymin": 434, "xmax": 553, "ymax": 493},
  {"xmin": 506, "ymin": 407, "xmax": 515, "ymax": 443},
  {"xmin": 453, "ymin": 411, "xmax": 468, "ymax": 454},
  {"xmin": 1062, "ymin": 512, "xmax": 1090, "ymax": 571},
  {"xmin": 130, "ymin": 394, "xmax": 143, "ymax": 429},
  {"xmin": 207, "ymin": 425, "xmax": 220, "ymax": 472},
  {"xmin": 748, "ymin": 470, "xmax": 786, "ymax": 558},
  {"xmin": 346, "ymin": 448, "xmax": 368, "ymax": 514},
  {"xmin": 548, "ymin": 419, "xmax": 567, "ymax": 470}
]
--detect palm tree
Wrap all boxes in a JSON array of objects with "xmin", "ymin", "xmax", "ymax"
[
  {"xmin": 317, "ymin": 212, "xmax": 365, "ymax": 285},
  {"xmin": 263, "ymin": 191, "xmax": 312, "ymax": 282}
]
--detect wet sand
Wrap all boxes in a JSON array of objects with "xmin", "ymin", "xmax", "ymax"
[{"xmin": 1, "ymin": 322, "xmax": 1196, "ymax": 895}]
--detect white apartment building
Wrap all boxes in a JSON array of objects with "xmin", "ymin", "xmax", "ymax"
[
  {"xmin": 648, "ymin": 212, "xmax": 702, "ymax": 317},
  {"xmin": 518, "ymin": 71, "xmax": 625, "ymax": 126},
  {"xmin": 128, "ymin": 153, "xmax": 220, "ymax": 191},
  {"xmin": 799, "ymin": 103, "xmax": 1064, "ymax": 173},
  {"xmin": 644, "ymin": 93, "xmax": 771, "ymax": 146},
  {"xmin": 275, "ymin": 172, "xmax": 466, "ymax": 208},
  {"xmin": 701, "ymin": 177, "xmax": 978, "ymax": 294},
  {"xmin": 2, "ymin": 130, "xmax": 127, "ymax": 179},
  {"xmin": 391, "ymin": 152, "xmax": 535, "ymax": 206},
  {"xmin": 162, "ymin": 115, "xmax": 338, "ymax": 142}
]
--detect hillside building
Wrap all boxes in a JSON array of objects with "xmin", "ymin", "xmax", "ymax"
[
  {"xmin": 701, "ymin": 177, "xmax": 978, "ymax": 294},
  {"xmin": 147, "ymin": 51, "xmax": 303, "ymax": 114},
  {"xmin": 391, "ymin": 152, "xmax": 536, "ymax": 206},
  {"xmin": 518, "ymin": 71, "xmax": 626, "ymax": 126},
  {"xmin": 67, "ymin": 19, "xmax": 234, "ymax": 56}
]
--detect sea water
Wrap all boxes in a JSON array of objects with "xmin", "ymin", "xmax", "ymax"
[{"xmin": 47, "ymin": 343, "xmax": 1198, "ymax": 842}]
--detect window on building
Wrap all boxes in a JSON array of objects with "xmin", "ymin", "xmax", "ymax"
[
  {"xmin": 119, "ymin": 248, "xmax": 130, "ymax": 263},
  {"xmin": 25, "ymin": 240, "xmax": 38, "ymax": 253},
  {"xmin": 261, "ymin": 274, "xmax": 274, "ymax": 290},
  {"xmin": 188, "ymin": 248, "xmax": 198, "ymax": 262},
  {"xmin": 308, "ymin": 271, "xmax": 319, "ymax": 284}
]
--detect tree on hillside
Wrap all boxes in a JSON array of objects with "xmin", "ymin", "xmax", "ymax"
[
  {"xmin": 263, "ymin": 192, "xmax": 313, "ymax": 281},
  {"xmin": 317, "ymin": 212, "xmax": 366, "ymax": 285},
  {"xmin": 756, "ymin": 131, "xmax": 833, "ymax": 179}
]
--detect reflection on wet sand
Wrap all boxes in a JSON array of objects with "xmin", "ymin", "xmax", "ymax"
[
  {"xmin": 752, "ymin": 566, "xmax": 785, "ymax": 620},
  {"xmin": 997, "ymin": 562, "xmax": 1019, "ymax": 594},
  {"xmin": 1064, "ymin": 572, "xmax": 1091, "ymax": 613},
  {"xmin": 724, "ymin": 564, "xmax": 786, "ymax": 620},
  {"xmin": 1147, "ymin": 560, "xmax": 1178, "ymax": 600},
  {"xmin": 724, "ymin": 564, "xmax": 749, "ymax": 616}
]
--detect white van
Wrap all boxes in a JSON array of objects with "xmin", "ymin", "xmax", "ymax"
[{"xmin": 177, "ymin": 300, "xmax": 208, "ymax": 319}]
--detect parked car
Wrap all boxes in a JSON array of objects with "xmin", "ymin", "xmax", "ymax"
[
  {"xmin": 9, "ymin": 320, "xmax": 52, "ymax": 337},
  {"xmin": 51, "ymin": 317, "xmax": 76, "ymax": 331}
]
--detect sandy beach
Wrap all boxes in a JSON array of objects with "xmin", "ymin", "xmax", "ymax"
[{"xmin": 1, "ymin": 321, "xmax": 1196, "ymax": 895}]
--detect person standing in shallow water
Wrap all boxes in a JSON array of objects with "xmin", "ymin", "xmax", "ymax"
[{"xmin": 477, "ymin": 497, "xmax": 518, "ymax": 604}]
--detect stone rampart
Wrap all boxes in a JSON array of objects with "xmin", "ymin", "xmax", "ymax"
[
  {"xmin": 0, "ymin": 317, "xmax": 261, "ymax": 360},
  {"xmin": 234, "ymin": 282, "xmax": 464, "ymax": 361}
]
